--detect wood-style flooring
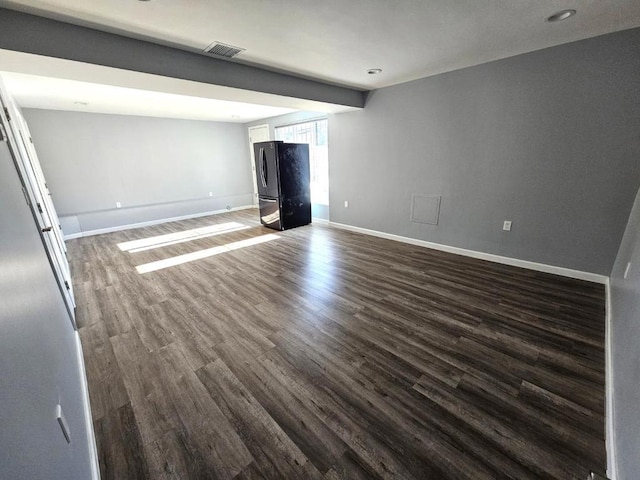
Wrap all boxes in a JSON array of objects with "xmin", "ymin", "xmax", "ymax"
[{"xmin": 70, "ymin": 209, "xmax": 606, "ymax": 479}]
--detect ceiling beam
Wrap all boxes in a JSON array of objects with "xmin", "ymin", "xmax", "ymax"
[{"xmin": 0, "ymin": 7, "xmax": 365, "ymax": 108}]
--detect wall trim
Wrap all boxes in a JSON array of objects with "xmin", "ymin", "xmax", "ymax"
[
  {"xmin": 74, "ymin": 332, "xmax": 100, "ymax": 480},
  {"xmin": 311, "ymin": 217, "xmax": 330, "ymax": 225},
  {"xmin": 328, "ymin": 221, "xmax": 608, "ymax": 284},
  {"xmin": 61, "ymin": 193, "xmax": 252, "ymax": 217},
  {"xmin": 605, "ymin": 279, "xmax": 617, "ymax": 479},
  {"xmin": 64, "ymin": 205, "xmax": 254, "ymax": 240}
]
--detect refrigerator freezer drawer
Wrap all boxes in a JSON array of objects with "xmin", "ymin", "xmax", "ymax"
[
  {"xmin": 254, "ymin": 142, "xmax": 280, "ymax": 198},
  {"xmin": 280, "ymin": 195, "xmax": 311, "ymax": 230},
  {"xmin": 259, "ymin": 196, "xmax": 282, "ymax": 230}
]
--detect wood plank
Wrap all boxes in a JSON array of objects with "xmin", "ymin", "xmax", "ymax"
[
  {"xmin": 69, "ymin": 209, "xmax": 606, "ymax": 479},
  {"xmin": 196, "ymin": 359, "xmax": 324, "ymax": 479},
  {"xmin": 213, "ymin": 337, "xmax": 349, "ymax": 475},
  {"xmin": 79, "ymin": 321, "xmax": 129, "ymax": 420},
  {"xmin": 93, "ymin": 403, "xmax": 149, "ymax": 480}
]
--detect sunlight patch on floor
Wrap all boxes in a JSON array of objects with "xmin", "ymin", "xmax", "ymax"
[
  {"xmin": 117, "ymin": 222, "xmax": 249, "ymax": 253},
  {"xmin": 135, "ymin": 233, "xmax": 280, "ymax": 274}
]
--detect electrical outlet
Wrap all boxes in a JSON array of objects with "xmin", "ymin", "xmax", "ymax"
[
  {"xmin": 503, "ymin": 220, "xmax": 512, "ymax": 231},
  {"xmin": 624, "ymin": 262, "xmax": 632, "ymax": 279},
  {"xmin": 115, "ymin": 202, "xmax": 121, "ymax": 209},
  {"xmin": 344, "ymin": 200, "xmax": 349, "ymax": 208}
]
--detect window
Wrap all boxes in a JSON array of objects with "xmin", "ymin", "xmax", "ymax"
[{"xmin": 275, "ymin": 119, "xmax": 328, "ymax": 205}]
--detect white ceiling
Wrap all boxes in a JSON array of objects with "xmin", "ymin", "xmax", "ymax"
[
  {"xmin": 0, "ymin": 49, "xmax": 359, "ymax": 122},
  {"xmin": 3, "ymin": 0, "xmax": 640, "ymax": 90},
  {"xmin": 1, "ymin": 1, "xmax": 639, "ymax": 120},
  {"xmin": 1, "ymin": 71, "xmax": 299, "ymax": 122}
]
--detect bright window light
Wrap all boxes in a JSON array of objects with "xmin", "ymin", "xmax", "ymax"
[
  {"xmin": 135, "ymin": 233, "xmax": 279, "ymax": 274},
  {"xmin": 118, "ymin": 222, "xmax": 249, "ymax": 253},
  {"xmin": 276, "ymin": 119, "xmax": 329, "ymax": 205}
]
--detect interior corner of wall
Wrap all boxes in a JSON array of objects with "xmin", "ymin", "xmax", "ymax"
[{"xmin": 605, "ymin": 278, "xmax": 618, "ymax": 479}]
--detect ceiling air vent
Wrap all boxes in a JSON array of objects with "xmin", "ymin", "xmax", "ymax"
[{"xmin": 204, "ymin": 42, "xmax": 245, "ymax": 58}]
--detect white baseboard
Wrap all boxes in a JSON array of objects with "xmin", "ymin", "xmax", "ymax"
[
  {"xmin": 329, "ymin": 221, "xmax": 608, "ymax": 284},
  {"xmin": 605, "ymin": 279, "xmax": 617, "ymax": 479},
  {"xmin": 75, "ymin": 332, "xmax": 100, "ymax": 480},
  {"xmin": 64, "ymin": 205, "xmax": 254, "ymax": 240},
  {"xmin": 64, "ymin": 233, "xmax": 84, "ymax": 240},
  {"xmin": 311, "ymin": 217, "xmax": 330, "ymax": 225}
]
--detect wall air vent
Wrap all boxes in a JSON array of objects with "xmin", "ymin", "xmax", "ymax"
[{"xmin": 203, "ymin": 42, "xmax": 245, "ymax": 58}]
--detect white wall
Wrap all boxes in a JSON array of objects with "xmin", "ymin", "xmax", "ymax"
[
  {"xmin": 609, "ymin": 186, "xmax": 640, "ymax": 480},
  {"xmin": 24, "ymin": 109, "xmax": 254, "ymax": 235}
]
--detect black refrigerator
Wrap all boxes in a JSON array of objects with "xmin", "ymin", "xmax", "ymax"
[{"xmin": 254, "ymin": 141, "xmax": 311, "ymax": 231}]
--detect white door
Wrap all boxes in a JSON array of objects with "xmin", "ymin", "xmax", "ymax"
[
  {"xmin": 14, "ymin": 109, "xmax": 74, "ymax": 300},
  {"xmin": 16, "ymin": 113, "xmax": 67, "ymax": 254},
  {"xmin": 248, "ymin": 125, "xmax": 270, "ymax": 206},
  {"xmin": 0, "ymin": 79, "xmax": 76, "ymax": 325}
]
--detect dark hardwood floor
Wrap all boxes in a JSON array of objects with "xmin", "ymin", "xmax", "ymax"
[{"xmin": 70, "ymin": 209, "xmax": 606, "ymax": 479}]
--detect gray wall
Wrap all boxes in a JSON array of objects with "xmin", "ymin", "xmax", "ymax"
[
  {"xmin": 610, "ymin": 186, "xmax": 640, "ymax": 480},
  {"xmin": 329, "ymin": 28, "xmax": 640, "ymax": 275},
  {"xmin": 0, "ymin": 137, "xmax": 93, "ymax": 478},
  {"xmin": 24, "ymin": 109, "xmax": 254, "ymax": 234},
  {"xmin": 246, "ymin": 111, "xmax": 330, "ymax": 220}
]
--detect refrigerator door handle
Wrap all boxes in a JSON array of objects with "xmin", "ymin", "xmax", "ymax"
[
  {"xmin": 260, "ymin": 148, "xmax": 268, "ymax": 188},
  {"xmin": 260, "ymin": 197, "xmax": 277, "ymax": 203}
]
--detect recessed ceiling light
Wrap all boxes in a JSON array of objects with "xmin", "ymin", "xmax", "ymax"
[
  {"xmin": 231, "ymin": 115, "xmax": 240, "ymax": 119},
  {"xmin": 367, "ymin": 68, "xmax": 382, "ymax": 75},
  {"xmin": 546, "ymin": 9, "xmax": 576, "ymax": 22},
  {"xmin": 74, "ymin": 101, "xmax": 88, "ymax": 105}
]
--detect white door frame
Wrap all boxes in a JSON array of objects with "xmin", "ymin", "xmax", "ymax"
[
  {"xmin": 248, "ymin": 124, "xmax": 270, "ymax": 206},
  {"xmin": 0, "ymin": 78, "xmax": 76, "ymax": 325}
]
